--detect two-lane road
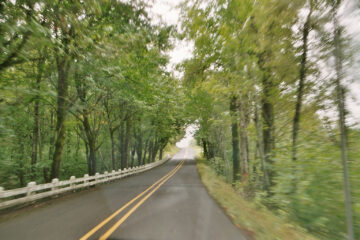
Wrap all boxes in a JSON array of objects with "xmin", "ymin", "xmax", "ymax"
[{"xmin": 0, "ymin": 148, "xmax": 247, "ymax": 240}]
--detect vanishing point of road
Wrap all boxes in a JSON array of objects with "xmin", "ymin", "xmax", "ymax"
[{"xmin": 0, "ymin": 148, "xmax": 247, "ymax": 240}]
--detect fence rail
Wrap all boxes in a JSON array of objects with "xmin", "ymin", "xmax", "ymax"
[{"xmin": 0, "ymin": 156, "xmax": 170, "ymax": 210}]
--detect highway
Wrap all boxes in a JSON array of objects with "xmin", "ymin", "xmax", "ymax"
[{"xmin": 0, "ymin": 148, "xmax": 247, "ymax": 240}]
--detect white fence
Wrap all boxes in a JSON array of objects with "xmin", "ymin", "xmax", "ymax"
[{"xmin": 0, "ymin": 156, "xmax": 170, "ymax": 210}]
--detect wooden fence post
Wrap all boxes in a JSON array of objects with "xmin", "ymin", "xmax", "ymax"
[
  {"xmin": 94, "ymin": 173, "xmax": 99, "ymax": 184},
  {"xmin": 103, "ymin": 172, "xmax": 108, "ymax": 183},
  {"xmin": 51, "ymin": 179, "xmax": 59, "ymax": 193},
  {"xmin": 0, "ymin": 187, "xmax": 3, "ymax": 203},
  {"xmin": 70, "ymin": 176, "xmax": 75, "ymax": 191},
  {"xmin": 83, "ymin": 174, "xmax": 89, "ymax": 186},
  {"xmin": 27, "ymin": 182, "xmax": 36, "ymax": 201}
]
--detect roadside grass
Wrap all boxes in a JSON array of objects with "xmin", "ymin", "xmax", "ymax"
[{"xmin": 196, "ymin": 157, "xmax": 319, "ymax": 240}]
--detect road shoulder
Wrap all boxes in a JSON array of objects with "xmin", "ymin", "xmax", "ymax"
[{"xmin": 196, "ymin": 157, "xmax": 318, "ymax": 240}]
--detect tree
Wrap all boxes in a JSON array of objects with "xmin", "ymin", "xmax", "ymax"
[
  {"xmin": 331, "ymin": 0, "xmax": 355, "ymax": 239},
  {"xmin": 0, "ymin": 0, "xmax": 34, "ymax": 72},
  {"xmin": 180, "ymin": 0, "xmax": 359, "ymax": 237},
  {"xmin": 0, "ymin": 0, "xmax": 183, "ymax": 186},
  {"xmin": 292, "ymin": 0, "xmax": 314, "ymax": 163}
]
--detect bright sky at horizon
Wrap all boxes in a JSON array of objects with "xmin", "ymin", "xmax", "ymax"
[{"xmin": 176, "ymin": 124, "xmax": 198, "ymax": 148}]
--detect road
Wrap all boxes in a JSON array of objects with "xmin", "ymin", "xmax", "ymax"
[{"xmin": 0, "ymin": 148, "xmax": 247, "ymax": 240}]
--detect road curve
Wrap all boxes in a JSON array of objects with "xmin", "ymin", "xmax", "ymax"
[{"xmin": 0, "ymin": 148, "xmax": 247, "ymax": 240}]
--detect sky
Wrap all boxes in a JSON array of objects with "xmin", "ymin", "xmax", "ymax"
[
  {"xmin": 148, "ymin": 0, "xmax": 360, "ymax": 126},
  {"xmin": 176, "ymin": 124, "xmax": 198, "ymax": 148},
  {"xmin": 147, "ymin": 0, "xmax": 193, "ymax": 75},
  {"xmin": 340, "ymin": 0, "xmax": 360, "ymax": 125}
]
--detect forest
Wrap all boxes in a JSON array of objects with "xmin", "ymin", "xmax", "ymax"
[
  {"xmin": 0, "ymin": 0, "xmax": 184, "ymax": 187},
  {"xmin": 0, "ymin": 0, "xmax": 359, "ymax": 240},
  {"xmin": 180, "ymin": 0, "xmax": 359, "ymax": 239}
]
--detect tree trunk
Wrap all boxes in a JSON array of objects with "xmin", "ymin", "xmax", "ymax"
[
  {"xmin": 151, "ymin": 138, "xmax": 159, "ymax": 162},
  {"xmin": 230, "ymin": 96, "xmax": 240, "ymax": 183},
  {"xmin": 83, "ymin": 114, "xmax": 96, "ymax": 175},
  {"xmin": 119, "ymin": 120, "xmax": 125, "ymax": 169},
  {"xmin": 104, "ymin": 98, "xmax": 118, "ymax": 170},
  {"xmin": 31, "ymin": 96, "xmax": 39, "ymax": 179},
  {"xmin": 18, "ymin": 142, "xmax": 25, "ymax": 187},
  {"xmin": 207, "ymin": 140, "xmax": 215, "ymax": 159},
  {"xmin": 130, "ymin": 147, "xmax": 136, "ymax": 167},
  {"xmin": 31, "ymin": 62, "xmax": 44, "ymax": 180},
  {"xmin": 333, "ymin": 3, "xmax": 355, "ymax": 239},
  {"xmin": 110, "ymin": 129, "xmax": 116, "ymax": 170},
  {"xmin": 74, "ymin": 69, "xmax": 98, "ymax": 176},
  {"xmin": 202, "ymin": 138, "xmax": 209, "ymax": 160},
  {"xmin": 44, "ymin": 111, "xmax": 54, "ymax": 183},
  {"xmin": 261, "ymin": 76, "xmax": 275, "ymax": 187},
  {"xmin": 159, "ymin": 138, "xmax": 168, "ymax": 160},
  {"xmin": 50, "ymin": 58, "xmax": 70, "ymax": 180},
  {"xmin": 239, "ymin": 100, "xmax": 250, "ymax": 178},
  {"xmin": 38, "ymin": 120, "xmax": 43, "ymax": 178},
  {"xmin": 147, "ymin": 140, "xmax": 153, "ymax": 164},
  {"xmin": 88, "ymin": 138, "xmax": 96, "ymax": 175},
  {"xmin": 85, "ymin": 141, "xmax": 89, "ymax": 172},
  {"xmin": 159, "ymin": 148, "xmax": 163, "ymax": 160},
  {"xmin": 124, "ymin": 117, "xmax": 131, "ymax": 165},
  {"xmin": 143, "ymin": 139, "xmax": 148, "ymax": 165},
  {"xmin": 255, "ymin": 92, "xmax": 270, "ymax": 190},
  {"xmin": 120, "ymin": 116, "xmax": 130, "ymax": 169},
  {"xmin": 292, "ymin": 1, "xmax": 312, "ymax": 162},
  {"xmin": 136, "ymin": 132, "xmax": 143, "ymax": 166}
]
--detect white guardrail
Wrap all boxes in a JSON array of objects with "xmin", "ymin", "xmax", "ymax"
[{"xmin": 0, "ymin": 155, "xmax": 171, "ymax": 210}]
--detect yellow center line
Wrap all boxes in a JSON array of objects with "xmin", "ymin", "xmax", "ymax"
[
  {"xmin": 79, "ymin": 160, "xmax": 183, "ymax": 240},
  {"xmin": 99, "ymin": 160, "xmax": 184, "ymax": 240}
]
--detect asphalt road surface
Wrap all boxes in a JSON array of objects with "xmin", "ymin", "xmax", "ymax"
[{"xmin": 0, "ymin": 148, "xmax": 247, "ymax": 240}]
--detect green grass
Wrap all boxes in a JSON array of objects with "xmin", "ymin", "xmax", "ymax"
[{"xmin": 196, "ymin": 157, "xmax": 319, "ymax": 240}]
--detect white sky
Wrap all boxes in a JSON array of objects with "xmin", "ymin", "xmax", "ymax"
[
  {"xmin": 147, "ymin": 0, "xmax": 193, "ymax": 77},
  {"xmin": 340, "ymin": 0, "xmax": 360, "ymax": 126},
  {"xmin": 176, "ymin": 124, "xmax": 198, "ymax": 148},
  {"xmin": 148, "ymin": 0, "xmax": 360, "ymax": 125}
]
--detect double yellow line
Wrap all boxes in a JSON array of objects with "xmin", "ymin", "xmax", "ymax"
[{"xmin": 80, "ymin": 160, "xmax": 184, "ymax": 240}]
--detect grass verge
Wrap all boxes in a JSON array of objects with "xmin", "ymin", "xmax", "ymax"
[{"xmin": 196, "ymin": 157, "xmax": 318, "ymax": 240}]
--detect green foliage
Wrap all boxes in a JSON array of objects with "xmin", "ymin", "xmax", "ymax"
[
  {"xmin": 0, "ymin": 0, "xmax": 184, "ymax": 188},
  {"xmin": 180, "ymin": 0, "xmax": 359, "ymax": 239}
]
